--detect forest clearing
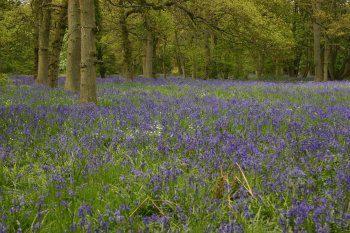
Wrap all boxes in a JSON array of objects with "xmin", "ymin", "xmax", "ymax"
[
  {"xmin": 1, "ymin": 76, "xmax": 350, "ymax": 232},
  {"xmin": 1, "ymin": 0, "xmax": 350, "ymax": 232}
]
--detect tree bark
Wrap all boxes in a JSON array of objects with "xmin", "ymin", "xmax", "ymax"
[
  {"xmin": 79, "ymin": 0, "xmax": 97, "ymax": 103},
  {"xmin": 341, "ymin": 48, "xmax": 350, "ymax": 80},
  {"xmin": 323, "ymin": 38, "xmax": 330, "ymax": 81},
  {"xmin": 204, "ymin": 32, "xmax": 211, "ymax": 80},
  {"xmin": 204, "ymin": 31, "xmax": 217, "ymax": 79},
  {"xmin": 275, "ymin": 59, "xmax": 283, "ymax": 77},
  {"xmin": 210, "ymin": 33, "xmax": 217, "ymax": 78},
  {"xmin": 312, "ymin": 0, "xmax": 323, "ymax": 81},
  {"xmin": 120, "ymin": 13, "xmax": 134, "ymax": 80},
  {"xmin": 96, "ymin": 44, "xmax": 106, "ymax": 78},
  {"xmin": 143, "ymin": 25, "xmax": 154, "ymax": 78},
  {"xmin": 95, "ymin": 0, "xmax": 106, "ymax": 78},
  {"xmin": 162, "ymin": 37, "xmax": 167, "ymax": 79},
  {"xmin": 255, "ymin": 52, "xmax": 264, "ymax": 80},
  {"xmin": 65, "ymin": 0, "xmax": 81, "ymax": 92},
  {"xmin": 36, "ymin": 0, "xmax": 52, "ymax": 84},
  {"xmin": 328, "ymin": 45, "xmax": 338, "ymax": 80},
  {"xmin": 31, "ymin": 0, "xmax": 41, "ymax": 80},
  {"xmin": 192, "ymin": 53, "xmax": 197, "ymax": 79},
  {"xmin": 175, "ymin": 30, "xmax": 186, "ymax": 78},
  {"xmin": 48, "ymin": 0, "xmax": 68, "ymax": 88}
]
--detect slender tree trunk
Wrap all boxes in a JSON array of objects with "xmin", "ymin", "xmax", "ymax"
[
  {"xmin": 342, "ymin": 62, "xmax": 350, "ymax": 80},
  {"xmin": 65, "ymin": 0, "xmax": 81, "ymax": 92},
  {"xmin": 289, "ymin": 1, "xmax": 302, "ymax": 78},
  {"xmin": 120, "ymin": 13, "xmax": 133, "ymax": 80},
  {"xmin": 312, "ymin": 0, "xmax": 323, "ymax": 81},
  {"xmin": 96, "ymin": 45, "xmax": 106, "ymax": 78},
  {"xmin": 288, "ymin": 52, "xmax": 301, "ymax": 77},
  {"xmin": 162, "ymin": 37, "xmax": 167, "ymax": 79},
  {"xmin": 303, "ymin": 39, "xmax": 313, "ymax": 78},
  {"xmin": 323, "ymin": 38, "xmax": 330, "ymax": 81},
  {"xmin": 143, "ymin": 27, "xmax": 154, "ymax": 78},
  {"xmin": 180, "ymin": 59, "xmax": 185, "ymax": 78},
  {"xmin": 341, "ymin": 48, "xmax": 350, "ymax": 80},
  {"xmin": 204, "ymin": 32, "xmax": 211, "ymax": 80},
  {"xmin": 328, "ymin": 45, "xmax": 337, "ymax": 80},
  {"xmin": 152, "ymin": 36, "xmax": 158, "ymax": 77},
  {"xmin": 37, "ymin": 0, "xmax": 52, "ymax": 84},
  {"xmin": 174, "ymin": 30, "xmax": 186, "ymax": 78},
  {"xmin": 255, "ymin": 52, "xmax": 264, "ymax": 80},
  {"xmin": 192, "ymin": 53, "xmax": 197, "ymax": 79},
  {"xmin": 210, "ymin": 33, "xmax": 217, "ymax": 78},
  {"xmin": 275, "ymin": 59, "xmax": 283, "ymax": 77},
  {"xmin": 95, "ymin": 0, "xmax": 106, "ymax": 78},
  {"xmin": 31, "ymin": 0, "xmax": 41, "ymax": 80},
  {"xmin": 48, "ymin": 0, "xmax": 68, "ymax": 88},
  {"xmin": 204, "ymin": 32, "xmax": 217, "ymax": 79},
  {"xmin": 79, "ymin": 0, "xmax": 97, "ymax": 103}
]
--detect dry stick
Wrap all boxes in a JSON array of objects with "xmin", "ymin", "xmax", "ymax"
[
  {"xmin": 130, "ymin": 197, "xmax": 149, "ymax": 217},
  {"xmin": 149, "ymin": 197, "xmax": 181, "ymax": 230},
  {"xmin": 150, "ymin": 198, "xmax": 165, "ymax": 216},
  {"xmin": 235, "ymin": 162, "xmax": 255, "ymax": 198}
]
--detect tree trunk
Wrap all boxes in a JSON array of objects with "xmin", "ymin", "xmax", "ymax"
[
  {"xmin": 96, "ymin": 45, "xmax": 106, "ymax": 78},
  {"xmin": 210, "ymin": 33, "xmax": 217, "ymax": 78},
  {"xmin": 288, "ymin": 52, "xmax": 301, "ymax": 77},
  {"xmin": 79, "ymin": 0, "xmax": 97, "ymax": 103},
  {"xmin": 342, "ymin": 62, "xmax": 350, "ymax": 80},
  {"xmin": 179, "ymin": 58, "xmax": 185, "ymax": 78},
  {"xmin": 120, "ymin": 14, "xmax": 133, "ymax": 80},
  {"xmin": 31, "ymin": 0, "xmax": 41, "ymax": 80},
  {"xmin": 328, "ymin": 45, "xmax": 338, "ymax": 80},
  {"xmin": 255, "ymin": 52, "xmax": 264, "ymax": 80},
  {"xmin": 162, "ymin": 37, "xmax": 167, "ymax": 79},
  {"xmin": 48, "ymin": 0, "xmax": 68, "ymax": 88},
  {"xmin": 303, "ymin": 39, "xmax": 313, "ymax": 78},
  {"xmin": 289, "ymin": 1, "xmax": 302, "ymax": 78},
  {"xmin": 174, "ymin": 30, "xmax": 186, "ymax": 78},
  {"xmin": 192, "ymin": 53, "xmax": 197, "ymax": 79},
  {"xmin": 341, "ymin": 48, "xmax": 350, "ymax": 80},
  {"xmin": 65, "ymin": 0, "xmax": 81, "ymax": 92},
  {"xmin": 312, "ymin": 0, "xmax": 323, "ymax": 81},
  {"xmin": 143, "ymin": 27, "xmax": 154, "ymax": 78},
  {"xmin": 204, "ymin": 32, "xmax": 217, "ymax": 79},
  {"xmin": 95, "ymin": 0, "xmax": 106, "ymax": 78},
  {"xmin": 204, "ymin": 32, "xmax": 211, "ymax": 80},
  {"xmin": 36, "ymin": 0, "xmax": 52, "ymax": 84},
  {"xmin": 275, "ymin": 59, "xmax": 283, "ymax": 77},
  {"xmin": 323, "ymin": 38, "xmax": 330, "ymax": 81}
]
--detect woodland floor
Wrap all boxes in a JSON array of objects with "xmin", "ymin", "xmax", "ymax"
[{"xmin": 0, "ymin": 76, "xmax": 350, "ymax": 232}]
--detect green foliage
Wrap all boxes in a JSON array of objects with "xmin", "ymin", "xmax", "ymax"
[
  {"xmin": 0, "ymin": 3, "xmax": 33, "ymax": 74},
  {"xmin": 1, "ymin": 0, "xmax": 350, "ymax": 80},
  {"xmin": 0, "ymin": 73, "xmax": 8, "ymax": 86}
]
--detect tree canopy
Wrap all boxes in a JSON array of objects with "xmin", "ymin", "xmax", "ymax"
[{"xmin": 1, "ymin": 0, "xmax": 350, "ymax": 83}]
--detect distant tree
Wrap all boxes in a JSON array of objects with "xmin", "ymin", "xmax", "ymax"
[
  {"xmin": 95, "ymin": 0, "xmax": 108, "ymax": 78},
  {"xmin": 119, "ymin": 6, "xmax": 134, "ymax": 80},
  {"xmin": 31, "ymin": 0, "xmax": 41, "ymax": 79},
  {"xmin": 312, "ymin": 0, "xmax": 323, "ymax": 81}
]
